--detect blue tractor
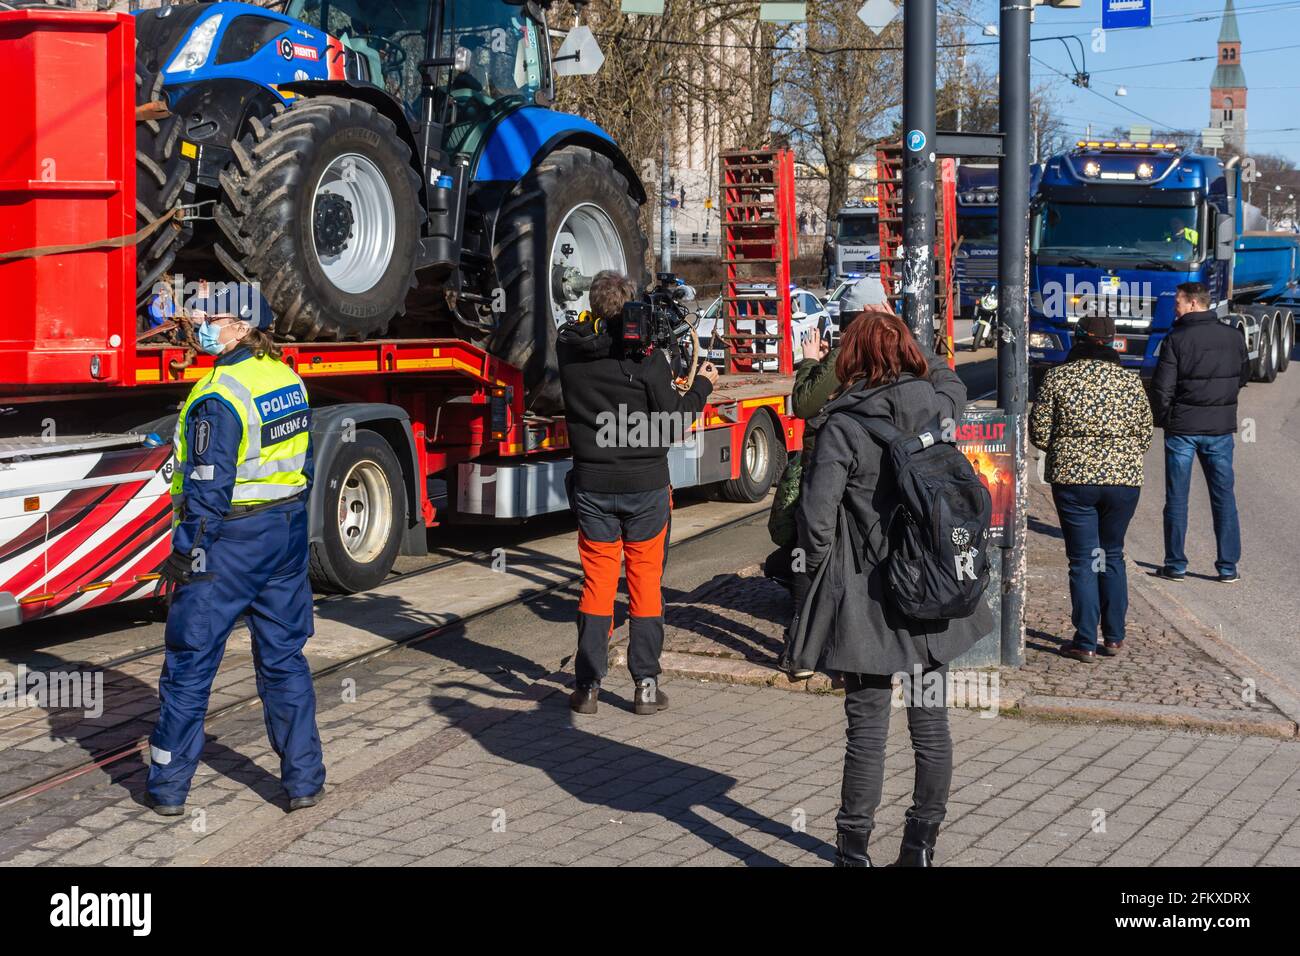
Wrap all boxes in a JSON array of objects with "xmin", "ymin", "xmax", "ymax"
[{"xmin": 132, "ymin": 0, "xmax": 645, "ymax": 410}]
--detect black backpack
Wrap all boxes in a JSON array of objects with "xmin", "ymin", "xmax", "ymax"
[{"xmin": 842, "ymin": 405, "xmax": 992, "ymax": 621}]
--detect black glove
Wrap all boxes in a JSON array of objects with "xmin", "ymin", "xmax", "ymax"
[{"xmin": 159, "ymin": 550, "xmax": 195, "ymax": 588}]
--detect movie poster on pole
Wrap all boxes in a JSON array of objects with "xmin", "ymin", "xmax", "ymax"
[{"xmin": 956, "ymin": 409, "xmax": 1013, "ymax": 544}]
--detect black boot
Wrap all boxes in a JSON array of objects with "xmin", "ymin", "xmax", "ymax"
[
  {"xmin": 891, "ymin": 817, "xmax": 941, "ymax": 867},
  {"xmin": 834, "ymin": 830, "xmax": 873, "ymax": 867}
]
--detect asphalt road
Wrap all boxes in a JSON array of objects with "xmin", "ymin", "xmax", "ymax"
[{"xmin": 1116, "ymin": 351, "xmax": 1300, "ymax": 700}]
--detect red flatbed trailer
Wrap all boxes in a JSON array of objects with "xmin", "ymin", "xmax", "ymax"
[{"xmin": 0, "ymin": 9, "xmax": 802, "ymax": 629}]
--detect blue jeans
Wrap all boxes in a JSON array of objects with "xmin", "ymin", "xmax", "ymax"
[
  {"xmin": 1163, "ymin": 434, "xmax": 1241, "ymax": 577},
  {"xmin": 1051, "ymin": 484, "xmax": 1142, "ymax": 651}
]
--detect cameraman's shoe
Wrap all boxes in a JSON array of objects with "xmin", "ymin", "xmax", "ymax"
[
  {"xmin": 633, "ymin": 678, "xmax": 669, "ymax": 715},
  {"xmin": 569, "ymin": 683, "xmax": 599, "ymax": 715}
]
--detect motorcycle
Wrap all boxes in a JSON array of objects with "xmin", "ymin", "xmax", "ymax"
[{"xmin": 970, "ymin": 287, "xmax": 999, "ymax": 350}]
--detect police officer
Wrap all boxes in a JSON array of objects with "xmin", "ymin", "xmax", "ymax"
[
  {"xmin": 148, "ymin": 286, "xmax": 325, "ymax": 815},
  {"xmin": 558, "ymin": 272, "xmax": 717, "ymax": 716}
]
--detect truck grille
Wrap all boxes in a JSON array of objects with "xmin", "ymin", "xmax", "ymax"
[
  {"xmin": 956, "ymin": 258, "xmax": 998, "ymax": 280},
  {"xmin": 842, "ymin": 260, "xmax": 877, "ymax": 273}
]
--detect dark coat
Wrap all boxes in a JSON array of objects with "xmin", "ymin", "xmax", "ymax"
[
  {"xmin": 789, "ymin": 355, "xmax": 993, "ymax": 676},
  {"xmin": 1150, "ymin": 310, "xmax": 1249, "ymax": 436}
]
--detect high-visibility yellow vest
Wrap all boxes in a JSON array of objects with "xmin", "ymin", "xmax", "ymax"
[
  {"xmin": 171, "ymin": 353, "xmax": 310, "ymax": 507},
  {"xmin": 1166, "ymin": 227, "xmax": 1199, "ymax": 245}
]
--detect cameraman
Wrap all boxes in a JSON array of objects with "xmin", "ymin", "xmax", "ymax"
[{"xmin": 559, "ymin": 271, "xmax": 718, "ymax": 716}]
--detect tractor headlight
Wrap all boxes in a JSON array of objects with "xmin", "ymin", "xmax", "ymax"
[
  {"xmin": 167, "ymin": 14, "xmax": 223, "ymax": 74},
  {"xmin": 1029, "ymin": 332, "xmax": 1060, "ymax": 350},
  {"xmin": 980, "ymin": 290, "xmax": 999, "ymax": 310}
]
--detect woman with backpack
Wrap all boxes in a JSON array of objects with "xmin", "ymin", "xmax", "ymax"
[{"xmin": 790, "ymin": 313, "xmax": 993, "ymax": 867}]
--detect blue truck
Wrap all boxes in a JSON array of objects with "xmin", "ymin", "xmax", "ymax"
[
  {"xmin": 1028, "ymin": 141, "xmax": 1297, "ymax": 390},
  {"xmin": 955, "ymin": 164, "xmax": 1000, "ymax": 318}
]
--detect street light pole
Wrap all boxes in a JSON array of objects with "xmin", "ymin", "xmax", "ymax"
[
  {"xmin": 902, "ymin": 0, "xmax": 937, "ymax": 350},
  {"xmin": 997, "ymin": 0, "xmax": 1031, "ymax": 668}
]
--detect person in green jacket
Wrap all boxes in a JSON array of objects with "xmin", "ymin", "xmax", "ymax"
[{"xmin": 767, "ymin": 279, "xmax": 892, "ymax": 561}]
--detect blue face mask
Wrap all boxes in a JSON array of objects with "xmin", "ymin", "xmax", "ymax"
[{"xmin": 198, "ymin": 321, "xmax": 225, "ymax": 355}]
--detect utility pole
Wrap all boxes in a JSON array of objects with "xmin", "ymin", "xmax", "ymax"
[
  {"xmin": 902, "ymin": 0, "xmax": 937, "ymax": 350},
  {"xmin": 997, "ymin": 0, "xmax": 1031, "ymax": 668},
  {"xmin": 660, "ymin": 81, "xmax": 673, "ymax": 274}
]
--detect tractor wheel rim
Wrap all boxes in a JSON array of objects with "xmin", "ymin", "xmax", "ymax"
[
  {"xmin": 745, "ymin": 427, "xmax": 769, "ymax": 482},
  {"xmin": 312, "ymin": 153, "xmax": 396, "ymax": 295},
  {"xmin": 337, "ymin": 459, "xmax": 392, "ymax": 564},
  {"xmin": 549, "ymin": 202, "xmax": 627, "ymax": 329}
]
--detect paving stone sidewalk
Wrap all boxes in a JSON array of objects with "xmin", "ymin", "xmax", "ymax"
[
  {"xmin": 641, "ymin": 481, "xmax": 1296, "ymax": 738},
  {"xmin": 29, "ymin": 673, "xmax": 1295, "ymax": 868}
]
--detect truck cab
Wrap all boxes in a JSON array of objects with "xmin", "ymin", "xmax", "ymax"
[
  {"xmin": 1028, "ymin": 141, "xmax": 1234, "ymax": 381},
  {"xmin": 833, "ymin": 200, "xmax": 880, "ymax": 280},
  {"xmin": 955, "ymin": 164, "xmax": 1000, "ymax": 318}
]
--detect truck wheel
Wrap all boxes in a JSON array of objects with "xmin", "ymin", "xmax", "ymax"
[
  {"xmin": 134, "ymin": 47, "xmax": 194, "ymax": 306},
  {"xmin": 1277, "ymin": 311, "xmax": 1293, "ymax": 373},
  {"xmin": 489, "ymin": 145, "xmax": 647, "ymax": 413},
  {"xmin": 719, "ymin": 414, "xmax": 781, "ymax": 503},
  {"xmin": 309, "ymin": 431, "xmax": 407, "ymax": 594},
  {"xmin": 216, "ymin": 97, "xmax": 423, "ymax": 341},
  {"xmin": 1258, "ymin": 319, "xmax": 1278, "ymax": 384}
]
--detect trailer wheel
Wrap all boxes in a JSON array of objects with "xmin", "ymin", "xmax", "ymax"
[
  {"xmin": 133, "ymin": 46, "xmax": 194, "ymax": 307},
  {"xmin": 1277, "ymin": 311, "xmax": 1294, "ymax": 373},
  {"xmin": 309, "ymin": 431, "xmax": 406, "ymax": 594},
  {"xmin": 719, "ymin": 414, "xmax": 782, "ymax": 503},
  {"xmin": 489, "ymin": 145, "xmax": 647, "ymax": 413},
  {"xmin": 215, "ymin": 96, "xmax": 423, "ymax": 341}
]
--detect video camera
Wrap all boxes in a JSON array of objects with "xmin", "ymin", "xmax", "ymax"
[{"xmin": 619, "ymin": 273, "xmax": 697, "ymax": 355}]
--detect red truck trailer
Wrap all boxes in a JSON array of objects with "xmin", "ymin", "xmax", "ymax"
[{"xmin": 0, "ymin": 9, "xmax": 802, "ymax": 629}]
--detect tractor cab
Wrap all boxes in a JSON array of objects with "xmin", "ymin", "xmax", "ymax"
[{"xmin": 285, "ymin": 0, "xmax": 552, "ymax": 151}]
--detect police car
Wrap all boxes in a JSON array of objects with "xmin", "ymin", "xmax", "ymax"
[{"xmin": 694, "ymin": 285, "xmax": 830, "ymax": 371}]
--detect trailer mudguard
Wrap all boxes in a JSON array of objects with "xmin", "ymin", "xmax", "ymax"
[
  {"xmin": 473, "ymin": 106, "xmax": 647, "ymax": 203},
  {"xmin": 309, "ymin": 405, "xmax": 426, "ymax": 558}
]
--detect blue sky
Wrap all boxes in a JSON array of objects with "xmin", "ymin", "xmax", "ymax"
[{"xmin": 951, "ymin": 0, "xmax": 1300, "ymax": 163}]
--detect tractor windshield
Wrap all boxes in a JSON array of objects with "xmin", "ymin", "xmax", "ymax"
[
  {"xmin": 287, "ymin": 1, "xmax": 431, "ymax": 114},
  {"xmin": 438, "ymin": 0, "xmax": 552, "ymax": 154}
]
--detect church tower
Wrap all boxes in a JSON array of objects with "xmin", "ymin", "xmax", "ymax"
[{"xmin": 1210, "ymin": 0, "xmax": 1247, "ymax": 152}]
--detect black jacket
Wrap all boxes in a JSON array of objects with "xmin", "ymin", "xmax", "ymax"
[
  {"xmin": 558, "ymin": 344, "xmax": 713, "ymax": 493},
  {"xmin": 1151, "ymin": 310, "xmax": 1249, "ymax": 436},
  {"xmin": 790, "ymin": 354, "xmax": 993, "ymax": 676}
]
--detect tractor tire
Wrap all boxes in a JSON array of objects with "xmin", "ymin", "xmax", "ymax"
[
  {"xmin": 215, "ymin": 96, "xmax": 423, "ymax": 341},
  {"xmin": 134, "ymin": 46, "xmax": 194, "ymax": 307},
  {"xmin": 489, "ymin": 145, "xmax": 647, "ymax": 413}
]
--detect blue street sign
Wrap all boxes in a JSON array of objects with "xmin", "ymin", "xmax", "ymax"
[
  {"xmin": 1102, "ymin": 0, "xmax": 1153, "ymax": 30},
  {"xmin": 906, "ymin": 129, "xmax": 927, "ymax": 152}
]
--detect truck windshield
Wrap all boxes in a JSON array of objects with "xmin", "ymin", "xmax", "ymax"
[
  {"xmin": 837, "ymin": 215, "xmax": 878, "ymax": 242},
  {"xmin": 1034, "ymin": 201, "xmax": 1203, "ymax": 266},
  {"xmin": 959, "ymin": 216, "xmax": 998, "ymax": 246}
]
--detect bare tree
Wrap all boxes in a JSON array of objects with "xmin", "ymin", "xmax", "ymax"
[{"xmin": 773, "ymin": 0, "xmax": 903, "ymax": 219}]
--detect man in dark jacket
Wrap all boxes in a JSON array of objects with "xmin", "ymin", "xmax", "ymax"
[
  {"xmin": 1150, "ymin": 282, "xmax": 1249, "ymax": 583},
  {"xmin": 558, "ymin": 271, "xmax": 718, "ymax": 716}
]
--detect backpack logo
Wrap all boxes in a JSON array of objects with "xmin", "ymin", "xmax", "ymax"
[
  {"xmin": 954, "ymin": 549, "xmax": 978, "ymax": 582},
  {"xmin": 951, "ymin": 527, "xmax": 972, "ymax": 549}
]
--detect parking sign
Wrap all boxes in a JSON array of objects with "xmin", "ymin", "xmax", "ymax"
[{"xmin": 1101, "ymin": 0, "xmax": 1153, "ymax": 30}]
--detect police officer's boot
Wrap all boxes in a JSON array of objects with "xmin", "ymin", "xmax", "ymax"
[
  {"xmin": 569, "ymin": 683, "xmax": 599, "ymax": 715},
  {"xmin": 835, "ymin": 830, "xmax": 873, "ymax": 867},
  {"xmin": 633, "ymin": 678, "xmax": 669, "ymax": 715},
  {"xmin": 891, "ymin": 817, "xmax": 941, "ymax": 867},
  {"xmin": 289, "ymin": 787, "xmax": 326, "ymax": 812}
]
